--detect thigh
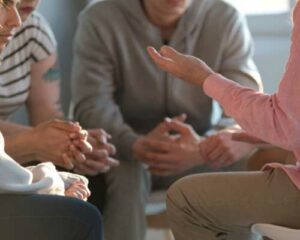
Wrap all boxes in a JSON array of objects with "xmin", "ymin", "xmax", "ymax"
[
  {"xmin": 0, "ymin": 194, "xmax": 102, "ymax": 240},
  {"xmin": 168, "ymin": 169, "xmax": 300, "ymax": 232}
]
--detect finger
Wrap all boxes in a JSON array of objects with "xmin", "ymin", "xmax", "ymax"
[
  {"xmin": 62, "ymin": 153, "xmax": 74, "ymax": 170},
  {"xmin": 96, "ymin": 143, "xmax": 116, "ymax": 156},
  {"xmin": 141, "ymin": 138, "xmax": 172, "ymax": 153},
  {"xmin": 106, "ymin": 157, "xmax": 120, "ymax": 167},
  {"xmin": 71, "ymin": 189, "xmax": 85, "ymax": 200},
  {"xmin": 74, "ymin": 164, "xmax": 103, "ymax": 176},
  {"xmin": 50, "ymin": 119, "xmax": 80, "ymax": 132},
  {"xmin": 71, "ymin": 183, "xmax": 90, "ymax": 199},
  {"xmin": 70, "ymin": 130, "xmax": 88, "ymax": 141},
  {"xmin": 200, "ymin": 136, "xmax": 220, "ymax": 156},
  {"xmin": 160, "ymin": 45, "xmax": 183, "ymax": 60},
  {"xmin": 172, "ymin": 113, "xmax": 187, "ymax": 123},
  {"xmin": 73, "ymin": 139, "xmax": 93, "ymax": 153},
  {"xmin": 232, "ymin": 132, "xmax": 265, "ymax": 144},
  {"xmin": 86, "ymin": 149, "xmax": 109, "ymax": 163},
  {"xmin": 84, "ymin": 160, "xmax": 112, "ymax": 173},
  {"xmin": 69, "ymin": 144, "xmax": 86, "ymax": 164},
  {"xmin": 147, "ymin": 46, "xmax": 174, "ymax": 71},
  {"xmin": 163, "ymin": 119, "xmax": 194, "ymax": 137},
  {"xmin": 88, "ymin": 129, "xmax": 111, "ymax": 144},
  {"xmin": 207, "ymin": 146, "xmax": 226, "ymax": 162}
]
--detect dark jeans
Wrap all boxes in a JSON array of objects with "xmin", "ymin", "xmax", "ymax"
[
  {"xmin": 0, "ymin": 194, "xmax": 102, "ymax": 240},
  {"xmin": 87, "ymin": 174, "xmax": 106, "ymax": 212}
]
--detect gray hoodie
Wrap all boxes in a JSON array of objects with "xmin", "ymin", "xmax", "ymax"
[{"xmin": 71, "ymin": 0, "xmax": 262, "ymax": 161}]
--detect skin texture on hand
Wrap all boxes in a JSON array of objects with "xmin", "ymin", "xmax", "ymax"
[
  {"xmin": 199, "ymin": 129, "xmax": 256, "ymax": 169},
  {"xmin": 64, "ymin": 181, "xmax": 91, "ymax": 201},
  {"xmin": 30, "ymin": 119, "xmax": 84, "ymax": 169},
  {"xmin": 72, "ymin": 129, "xmax": 119, "ymax": 176},
  {"xmin": 147, "ymin": 46, "xmax": 214, "ymax": 86},
  {"xmin": 132, "ymin": 115, "xmax": 204, "ymax": 176}
]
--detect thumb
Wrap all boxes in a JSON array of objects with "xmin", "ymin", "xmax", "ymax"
[
  {"xmin": 160, "ymin": 46, "xmax": 182, "ymax": 61},
  {"xmin": 171, "ymin": 113, "xmax": 187, "ymax": 123},
  {"xmin": 164, "ymin": 119, "xmax": 192, "ymax": 137}
]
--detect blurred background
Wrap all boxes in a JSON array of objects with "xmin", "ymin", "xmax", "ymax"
[{"xmin": 11, "ymin": 0, "xmax": 297, "ymax": 239}]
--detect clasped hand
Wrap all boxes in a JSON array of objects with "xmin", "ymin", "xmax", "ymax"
[
  {"xmin": 133, "ymin": 115, "xmax": 203, "ymax": 176},
  {"xmin": 31, "ymin": 120, "xmax": 119, "ymax": 174}
]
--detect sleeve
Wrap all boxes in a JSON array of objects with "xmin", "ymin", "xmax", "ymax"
[
  {"xmin": 211, "ymin": 8, "xmax": 263, "ymax": 130},
  {"xmin": 29, "ymin": 14, "xmax": 57, "ymax": 62},
  {"xmin": 203, "ymin": 2, "xmax": 300, "ymax": 151},
  {"xmin": 219, "ymin": 9, "xmax": 263, "ymax": 92},
  {"xmin": 71, "ymin": 11, "xmax": 139, "ymax": 161}
]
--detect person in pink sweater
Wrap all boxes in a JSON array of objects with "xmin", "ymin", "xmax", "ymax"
[{"xmin": 147, "ymin": 1, "xmax": 300, "ymax": 239}]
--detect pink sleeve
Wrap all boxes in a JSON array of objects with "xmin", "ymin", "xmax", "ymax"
[{"xmin": 203, "ymin": 2, "xmax": 300, "ymax": 151}]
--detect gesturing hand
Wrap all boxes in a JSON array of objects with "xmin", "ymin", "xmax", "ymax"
[{"xmin": 147, "ymin": 46, "xmax": 213, "ymax": 86}]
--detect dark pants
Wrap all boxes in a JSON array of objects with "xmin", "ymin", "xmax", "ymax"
[
  {"xmin": 0, "ymin": 194, "xmax": 102, "ymax": 240},
  {"xmin": 87, "ymin": 174, "xmax": 106, "ymax": 212}
]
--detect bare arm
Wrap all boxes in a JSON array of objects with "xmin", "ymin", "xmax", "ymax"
[{"xmin": 26, "ymin": 54, "xmax": 63, "ymax": 126}]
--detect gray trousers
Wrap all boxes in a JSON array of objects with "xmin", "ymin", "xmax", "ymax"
[
  {"xmin": 166, "ymin": 168, "xmax": 300, "ymax": 240},
  {"xmin": 0, "ymin": 194, "xmax": 103, "ymax": 240},
  {"xmin": 103, "ymin": 158, "xmax": 248, "ymax": 240}
]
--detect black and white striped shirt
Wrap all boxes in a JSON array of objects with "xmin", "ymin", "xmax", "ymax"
[{"xmin": 0, "ymin": 12, "xmax": 56, "ymax": 120}]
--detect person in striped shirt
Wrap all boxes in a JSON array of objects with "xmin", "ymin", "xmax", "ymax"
[
  {"xmin": 0, "ymin": 0, "xmax": 119, "ymax": 175},
  {"xmin": 0, "ymin": 0, "xmax": 103, "ymax": 239}
]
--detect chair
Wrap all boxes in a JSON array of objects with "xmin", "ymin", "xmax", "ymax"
[
  {"xmin": 145, "ymin": 190, "xmax": 174, "ymax": 240},
  {"xmin": 251, "ymin": 223, "xmax": 300, "ymax": 240}
]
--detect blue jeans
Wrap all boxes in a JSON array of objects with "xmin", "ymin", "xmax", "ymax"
[{"xmin": 0, "ymin": 194, "xmax": 102, "ymax": 240}]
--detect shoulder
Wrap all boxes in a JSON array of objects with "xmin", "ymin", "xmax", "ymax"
[
  {"xmin": 14, "ymin": 12, "xmax": 56, "ymax": 46},
  {"xmin": 80, "ymin": 0, "xmax": 126, "ymax": 24},
  {"xmin": 205, "ymin": 0, "xmax": 244, "ymax": 26}
]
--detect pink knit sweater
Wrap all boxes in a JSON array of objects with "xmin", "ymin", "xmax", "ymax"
[{"xmin": 203, "ymin": 1, "xmax": 300, "ymax": 189}]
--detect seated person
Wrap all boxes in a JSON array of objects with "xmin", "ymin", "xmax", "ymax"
[
  {"xmin": 147, "ymin": 0, "xmax": 300, "ymax": 237},
  {"xmin": 0, "ymin": 1, "xmax": 102, "ymax": 239},
  {"xmin": 71, "ymin": 0, "xmax": 262, "ymax": 239},
  {"xmin": 0, "ymin": 0, "xmax": 119, "ymax": 173}
]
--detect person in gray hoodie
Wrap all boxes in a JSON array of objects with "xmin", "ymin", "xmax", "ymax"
[{"xmin": 71, "ymin": 0, "xmax": 263, "ymax": 239}]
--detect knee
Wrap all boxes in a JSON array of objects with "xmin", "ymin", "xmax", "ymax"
[
  {"xmin": 77, "ymin": 201, "xmax": 103, "ymax": 239},
  {"xmin": 166, "ymin": 177, "xmax": 192, "ymax": 214},
  {"xmin": 79, "ymin": 201, "xmax": 102, "ymax": 228}
]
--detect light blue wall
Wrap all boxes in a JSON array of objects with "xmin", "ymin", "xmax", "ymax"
[{"xmin": 39, "ymin": 0, "xmax": 87, "ymax": 113}]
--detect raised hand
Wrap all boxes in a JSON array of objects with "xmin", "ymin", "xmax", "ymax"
[{"xmin": 147, "ymin": 46, "xmax": 213, "ymax": 86}]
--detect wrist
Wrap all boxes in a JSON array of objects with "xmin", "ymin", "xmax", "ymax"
[{"xmin": 4, "ymin": 127, "xmax": 37, "ymax": 163}]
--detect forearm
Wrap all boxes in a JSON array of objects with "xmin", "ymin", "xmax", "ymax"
[
  {"xmin": 0, "ymin": 120, "xmax": 31, "ymax": 136},
  {"xmin": 5, "ymin": 129, "xmax": 37, "ymax": 164}
]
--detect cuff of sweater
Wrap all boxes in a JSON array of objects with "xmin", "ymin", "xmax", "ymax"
[{"xmin": 115, "ymin": 131, "xmax": 140, "ymax": 161}]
